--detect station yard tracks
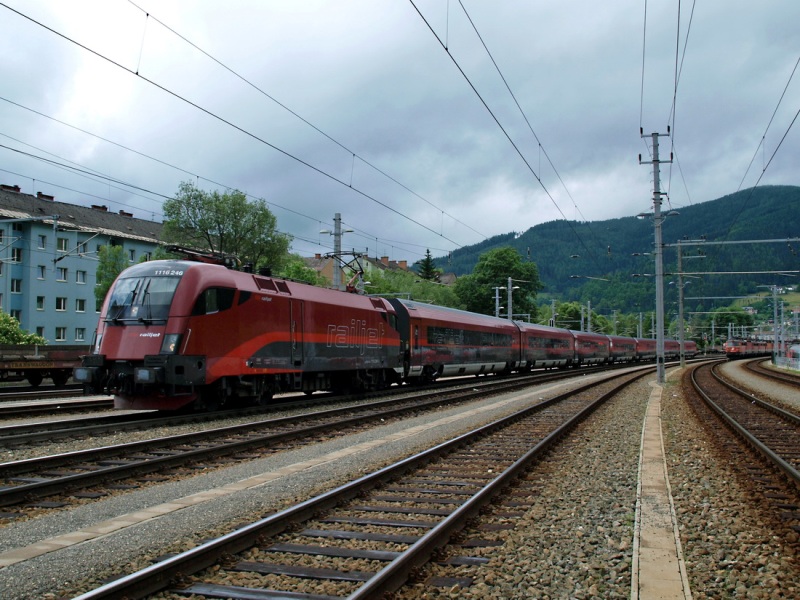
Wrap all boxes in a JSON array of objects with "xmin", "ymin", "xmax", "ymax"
[
  {"xmin": 66, "ymin": 368, "xmax": 651, "ymax": 599},
  {"xmin": 0, "ymin": 371, "xmax": 591, "ymax": 518},
  {"xmin": 686, "ymin": 361, "xmax": 800, "ymax": 543}
]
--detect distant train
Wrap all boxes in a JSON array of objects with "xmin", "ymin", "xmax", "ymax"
[
  {"xmin": 74, "ymin": 257, "xmax": 696, "ymax": 411},
  {"xmin": 723, "ymin": 338, "xmax": 774, "ymax": 360},
  {"xmin": 0, "ymin": 344, "xmax": 88, "ymax": 387}
]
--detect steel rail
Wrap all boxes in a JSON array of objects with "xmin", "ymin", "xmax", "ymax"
[
  {"xmin": 71, "ymin": 367, "xmax": 652, "ymax": 600},
  {"xmin": 691, "ymin": 364, "xmax": 800, "ymax": 486}
]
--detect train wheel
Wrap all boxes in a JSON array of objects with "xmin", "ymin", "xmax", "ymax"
[
  {"xmin": 25, "ymin": 371, "xmax": 44, "ymax": 387},
  {"xmin": 199, "ymin": 381, "xmax": 229, "ymax": 411},
  {"xmin": 52, "ymin": 371, "xmax": 70, "ymax": 387}
]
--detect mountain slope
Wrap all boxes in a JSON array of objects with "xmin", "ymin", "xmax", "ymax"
[{"xmin": 437, "ymin": 185, "xmax": 800, "ymax": 313}]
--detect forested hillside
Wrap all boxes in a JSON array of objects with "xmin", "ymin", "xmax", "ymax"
[{"xmin": 436, "ymin": 185, "xmax": 800, "ymax": 314}]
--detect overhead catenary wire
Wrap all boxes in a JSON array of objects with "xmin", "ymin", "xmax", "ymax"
[
  {"xmin": 1, "ymin": 96, "xmax": 448, "ymax": 262},
  {"xmin": 456, "ymin": 0, "xmax": 607, "ymax": 257},
  {"xmin": 664, "ymin": 0, "xmax": 696, "ymax": 206},
  {"xmin": 125, "ymin": 0, "xmax": 487, "ymax": 243},
  {"xmin": 409, "ymin": 0, "xmax": 606, "ymax": 274},
  {"xmin": 0, "ymin": 2, "xmax": 466, "ymax": 250},
  {"xmin": 2, "ymin": 149, "xmax": 439, "ymax": 262}
]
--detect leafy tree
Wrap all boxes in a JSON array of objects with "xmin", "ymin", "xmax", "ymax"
[
  {"xmin": 552, "ymin": 301, "xmax": 612, "ymax": 332},
  {"xmin": 162, "ymin": 181, "xmax": 291, "ymax": 272},
  {"xmin": 95, "ymin": 245, "xmax": 128, "ymax": 310},
  {"xmin": 454, "ymin": 247, "xmax": 543, "ymax": 319},
  {"xmin": 363, "ymin": 270, "xmax": 462, "ymax": 308},
  {"xmin": 277, "ymin": 254, "xmax": 329, "ymax": 286},
  {"xmin": 415, "ymin": 249, "xmax": 439, "ymax": 280},
  {"xmin": 0, "ymin": 311, "xmax": 46, "ymax": 344},
  {"xmin": 139, "ymin": 245, "xmax": 171, "ymax": 263}
]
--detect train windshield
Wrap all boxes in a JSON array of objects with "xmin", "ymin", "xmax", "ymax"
[{"xmin": 105, "ymin": 275, "xmax": 181, "ymax": 324}]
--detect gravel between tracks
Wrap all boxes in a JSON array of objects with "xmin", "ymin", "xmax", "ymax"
[{"xmin": 2, "ymin": 365, "xmax": 799, "ymax": 599}]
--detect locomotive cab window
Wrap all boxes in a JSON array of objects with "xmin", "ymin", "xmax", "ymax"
[
  {"xmin": 192, "ymin": 287, "xmax": 236, "ymax": 315},
  {"xmin": 106, "ymin": 275, "xmax": 181, "ymax": 323}
]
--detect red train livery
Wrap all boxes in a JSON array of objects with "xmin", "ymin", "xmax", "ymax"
[
  {"xmin": 75, "ymin": 259, "xmax": 696, "ymax": 411},
  {"xmin": 723, "ymin": 339, "xmax": 773, "ymax": 359}
]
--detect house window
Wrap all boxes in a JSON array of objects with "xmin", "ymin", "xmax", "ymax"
[
  {"xmin": 11, "ymin": 279, "xmax": 21, "ymax": 293},
  {"xmin": 36, "ymin": 326, "xmax": 44, "ymax": 337},
  {"xmin": 76, "ymin": 298, "xmax": 86, "ymax": 312},
  {"xmin": 57, "ymin": 267, "xmax": 68, "ymax": 281},
  {"xmin": 0, "ymin": 230, "xmax": 4, "ymax": 244},
  {"xmin": 38, "ymin": 235, "xmax": 46, "ymax": 249},
  {"xmin": 11, "ymin": 248, "xmax": 22, "ymax": 262},
  {"xmin": 56, "ymin": 297, "xmax": 67, "ymax": 311},
  {"xmin": 75, "ymin": 328, "xmax": 86, "ymax": 342},
  {"xmin": 57, "ymin": 237, "xmax": 69, "ymax": 252},
  {"xmin": 12, "ymin": 223, "xmax": 22, "ymax": 232},
  {"xmin": 76, "ymin": 270, "xmax": 86, "ymax": 284},
  {"xmin": 55, "ymin": 327, "xmax": 67, "ymax": 341},
  {"xmin": 11, "ymin": 309, "xmax": 21, "ymax": 321},
  {"xmin": 145, "ymin": 251, "xmax": 152, "ymax": 261},
  {"xmin": 78, "ymin": 241, "xmax": 87, "ymax": 254},
  {"xmin": 38, "ymin": 265, "xmax": 46, "ymax": 279},
  {"xmin": 129, "ymin": 249, "xmax": 136, "ymax": 261},
  {"xmin": 36, "ymin": 296, "xmax": 45, "ymax": 310}
]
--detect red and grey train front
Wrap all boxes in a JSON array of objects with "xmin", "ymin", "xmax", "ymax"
[{"xmin": 74, "ymin": 261, "xmax": 205, "ymax": 410}]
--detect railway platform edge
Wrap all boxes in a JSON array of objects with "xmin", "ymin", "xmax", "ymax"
[{"xmin": 631, "ymin": 371, "xmax": 693, "ymax": 600}]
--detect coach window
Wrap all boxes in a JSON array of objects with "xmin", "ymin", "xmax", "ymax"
[{"xmin": 192, "ymin": 287, "xmax": 236, "ymax": 315}]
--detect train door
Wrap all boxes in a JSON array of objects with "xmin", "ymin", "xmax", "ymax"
[{"xmin": 290, "ymin": 300, "xmax": 304, "ymax": 367}]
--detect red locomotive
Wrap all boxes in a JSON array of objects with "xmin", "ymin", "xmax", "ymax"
[
  {"xmin": 75, "ymin": 259, "xmax": 403, "ymax": 410},
  {"xmin": 723, "ymin": 338, "xmax": 773, "ymax": 359},
  {"xmin": 75, "ymin": 256, "xmax": 696, "ymax": 411}
]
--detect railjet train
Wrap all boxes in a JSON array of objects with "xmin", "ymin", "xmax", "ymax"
[{"xmin": 75, "ymin": 257, "xmax": 696, "ymax": 411}]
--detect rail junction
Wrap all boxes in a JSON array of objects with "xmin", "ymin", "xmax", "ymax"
[{"xmin": 0, "ymin": 359, "xmax": 797, "ymax": 598}]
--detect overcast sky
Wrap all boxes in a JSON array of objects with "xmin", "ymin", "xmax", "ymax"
[{"xmin": 1, "ymin": 1, "xmax": 798, "ymax": 265}]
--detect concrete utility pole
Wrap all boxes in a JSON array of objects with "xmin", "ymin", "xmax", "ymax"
[
  {"xmin": 506, "ymin": 277, "xmax": 521, "ymax": 320},
  {"xmin": 320, "ymin": 213, "xmax": 353, "ymax": 291},
  {"xmin": 587, "ymin": 300, "xmax": 592, "ymax": 332},
  {"xmin": 640, "ymin": 130, "xmax": 673, "ymax": 384},
  {"xmin": 493, "ymin": 287, "xmax": 503, "ymax": 318}
]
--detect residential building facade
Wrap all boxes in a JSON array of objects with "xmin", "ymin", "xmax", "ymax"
[{"xmin": 0, "ymin": 184, "xmax": 162, "ymax": 345}]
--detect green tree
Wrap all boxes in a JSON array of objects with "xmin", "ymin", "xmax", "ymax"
[
  {"xmin": 365, "ymin": 269, "xmax": 462, "ymax": 308},
  {"xmin": 277, "ymin": 254, "xmax": 328, "ymax": 286},
  {"xmin": 415, "ymin": 249, "xmax": 439, "ymax": 280},
  {"xmin": 95, "ymin": 245, "xmax": 128, "ymax": 310},
  {"xmin": 139, "ymin": 245, "xmax": 171, "ymax": 263},
  {"xmin": 454, "ymin": 247, "xmax": 543, "ymax": 319},
  {"xmin": 162, "ymin": 181, "xmax": 291, "ymax": 271},
  {"xmin": 0, "ymin": 311, "xmax": 46, "ymax": 344}
]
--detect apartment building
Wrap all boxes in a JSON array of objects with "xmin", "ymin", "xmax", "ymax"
[{"xmin": 0, "ymin": 184, "xmax": 162, "ymax": 344}]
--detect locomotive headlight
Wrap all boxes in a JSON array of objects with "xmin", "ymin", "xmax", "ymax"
[
  {"xmin": 160, "ymin": 333, "xmax": 182, "ymax": 355},
  {"xmin": 134, "ymin": 366, "xmax": 163, "ymax": 383},
  {"xmin": 73, "ymin": 367, "xmax": 95, "ymax": 383}
]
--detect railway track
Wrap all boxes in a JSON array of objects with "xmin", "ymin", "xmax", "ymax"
[
  {"xmin": 0, "ymin": 369, "xmax": 599, "ymax": 516},
  {"xmin": 70, "ymin": 365, "xmax": 651, "ymax": 599},
  {"xmin": 0, "ymin": 368, "xmax": 603, "ymax": 447},
  {"xmin": 745, "ymin": 357, "xmax": 800, "ymax": 389},
  {"xmin": 685, "ymin": 361, "xmax": 800, "ymax": 540},
  {"xmin": 0, "ymin": 391, "xmax": 105, "ymax": 418}
]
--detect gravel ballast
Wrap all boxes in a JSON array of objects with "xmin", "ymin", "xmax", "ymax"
[{"xmin": 1, "ymin": 364, "xmax": 799, "ymax": 598}]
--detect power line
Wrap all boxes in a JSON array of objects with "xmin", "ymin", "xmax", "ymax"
[
  {"xmin": 723, "ymin": 55, "xmax": 800, "ymax": 237},
  {"xmin": 455, "ymin": 2, "xmax": 600, "ymax": 237},
  {"xmin": 125, "ymin": 0, "xmax": 487, "ymax": 242},
  {"xmin": 735, "ymin": 55, "xmax": 800, "ymax": 193},
  {"xmin": 2, "ymin": 147, "xmax": 436, "ymax": 262},
  {"xmin": 408, "ymin": 0, "xmax": 605, "ymax": 274},
  {"xmin": 0, "ymin": 2, "xmax": 466, "ymax": 249}
]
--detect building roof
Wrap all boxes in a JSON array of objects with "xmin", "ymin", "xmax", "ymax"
[{"xmin": 0, "ymin": 184, "xmax": 162, "ymax": 243}]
